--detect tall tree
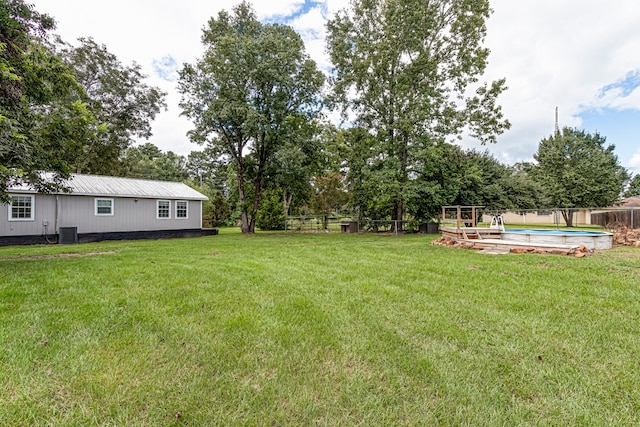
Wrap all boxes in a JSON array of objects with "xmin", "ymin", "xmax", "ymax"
[
  {"xmin": 327, "ymin": 0, "xmax": 510, "ymax": 228},
  {"xmin": 265, "ymin": 118, "xmax": 324, "ymax": 217},
  {"xmin": 530, "ymin": 127, "xmax": 629, "ymax": 226},
  {"xmin": 58, "ymin": 37, "xmax": 167, "ymax": 174},
  {"xmin": 178, "ymin": 1, "xmax": 324, "ymax": 233},
  {"xmin": 1, "ymin": 0, "xmax": 93, "ymax": 201},
  {"xmin": 453, "ymin": 150, "xmax": 542, "ymax": 211},
  {"xmin": 310, "ymin": 171, "xmax": 350, "ymax": 215},
  {"xmin": 118, "ymin": 143, "xmax": 188, "ymax": 181}
]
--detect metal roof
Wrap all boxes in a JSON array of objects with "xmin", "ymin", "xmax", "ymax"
[{"xmin": 10, "ymin": 174, "xmax": 208, "ymax": 200}]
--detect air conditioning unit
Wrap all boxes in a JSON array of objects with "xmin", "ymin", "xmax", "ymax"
[{"xmin": 59, "ymin": 227, "xmax": 78, "ymax": 244}]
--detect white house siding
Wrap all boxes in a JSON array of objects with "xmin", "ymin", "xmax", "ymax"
[
  {"xmin": 58, "ymin": 196, "xmax": 202, "ymax": 233},
  {"xmin": 1, "ymin": 194, "xmax": 56, "ymax": 237},
  {"xmin": 3, "ymin": 175, "xmax": 209, "ymax": 241},
  {"xmin": 1, "ymin": 194, "xmax": 202, "ymax": 236}
]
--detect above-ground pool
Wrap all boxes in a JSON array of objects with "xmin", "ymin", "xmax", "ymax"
[{"xmin": 501, "ymin": 229, "xmax": 613, "ymax": 250}]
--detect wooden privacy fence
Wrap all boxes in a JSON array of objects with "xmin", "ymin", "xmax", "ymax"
[{"xmin": 591, "ymin": 208, "xmax": 640, "ymax": 229}]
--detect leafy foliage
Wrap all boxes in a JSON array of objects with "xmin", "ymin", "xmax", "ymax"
[
  {"xmin": 179, "ymin": 1, "xmax": 324, "ymax": 233},
  {"xmin": 624, "ymin": 174, "xmax": 640, "ymax": 198},
  {"xmin": 264, "ymin": 119, "xmax": 324, "ymax": 217},
  {"xmin": 57, "ymin": 37, "xmax": 167, "ymax": 174},
  {"xmin": 0, "ymin": 0, "xmax": 91, "ymax": 201},
  {"xmin": 1, "ymin": 1, "xmax": 166, "ymax": 201},
  {"xmin": 530, "ymin": 127, "xmax": 630, "ymax": 226},
  {"xmin": 336, "ymin": 127, "xmax": 537, "ymax": 221},
  {"xmin": 256, "ymin": 189, "xmax": 286, "ymax": 230},
  {"xmin": 118, "ymin": 143, "xmax": 188, "ymax": 182},
  {"xmin": 310, "ymin": 172, "xmax": 350, "ymax": 215},
  {"xmin": 326, "ymin": 0, "xmax": 510, "ymax": 224}
]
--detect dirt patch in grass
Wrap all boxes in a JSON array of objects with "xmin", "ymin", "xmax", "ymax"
[{"xmin": 0, "ymin": 251, "xmax": 116, "ymax": 261}]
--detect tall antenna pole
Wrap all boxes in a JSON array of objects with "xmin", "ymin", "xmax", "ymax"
[{"xmin": 555, "ymin": 106, "xmax": 559, "ymax": 136}]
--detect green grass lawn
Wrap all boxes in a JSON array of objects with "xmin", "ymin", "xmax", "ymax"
[{"xmin": 1, "ymin": 231, "xmax": 639, "ymax": 425}]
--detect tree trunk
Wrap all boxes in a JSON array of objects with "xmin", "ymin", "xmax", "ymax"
[
  {"xmin": 247, "ymin": 131, "xmax": 269, "ymax": 234},
  {"xmin": 390, "ymin": 133, "xmax": 409, "ymax": 233},
  {"xmin": 282, "ymin": 190, "xmax": 293, "ymax": 217},
  {"xmin": 240, "ymin": 210, "xmax": 250, "ymax": 233},
  {"xmin": 236, "ymin": 156, "xmax": 251, "ymax": 234},
  {"xmin": 561, "ymin": 209, "xmax": 574, "ymax": 227}
]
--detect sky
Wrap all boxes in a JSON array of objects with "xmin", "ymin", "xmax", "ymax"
[{"xmin": 30, "ymin": 0, "xmax": 640, "ymax": 175}]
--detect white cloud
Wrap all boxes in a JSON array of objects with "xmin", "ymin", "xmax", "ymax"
[
  {"xmin": 253, "ymin": 0, "xmax": 305, "ymax": 20},
  {"xmin": 291, "ymin": 6, "xmax": 326, "ymax": 36},
  {"xmin": 288, "ymin": 6, "xmax": 332, "ymax": 71},
  {"xmin": 460, "ymin": 0, "xmax": 640, "ymax": 163},
  {"xmin": 600, "ymin": 86, "xmax": 640, "ymax": 111},
  {"xmin": 152, "ymin": 56, "xmax": 179, "ymax": 82}
]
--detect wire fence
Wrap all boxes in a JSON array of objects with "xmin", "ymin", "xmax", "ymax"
[
  {"xmin": 285, "ymin": 216, "xmax": 439, "ymax": 234},
  {"xmin": 285, "ymin": 206, "xmax": 640, "ymax": 234},
  {"xmin": 285, "ymin": 215, "xmax": 347, "ymax": 232},
  {"xmin": 485, "ymin": 207, "xmax": 640, "ymax": 229}
]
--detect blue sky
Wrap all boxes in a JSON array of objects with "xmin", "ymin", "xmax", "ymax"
[
  {"xmin": 30, "ymin": 0, "xmax": 640, "ymax": 176},
  {"xmin": 579, "ymin": 109, "xmax": 640, "ymax": 167},
  {"xmin": 577, "ymin": 71, "xmax": 640, "ymax": 171}
]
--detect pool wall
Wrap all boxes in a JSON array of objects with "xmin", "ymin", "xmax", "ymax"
[{"xmin": 501, "ymin": 229, "xmax": 613, "ymax": 250}]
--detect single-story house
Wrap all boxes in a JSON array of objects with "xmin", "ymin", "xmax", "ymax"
[
  {"xmin": 1, "ymin": 174, "xmax": 217, "ymax": 246},
  {"xmin": 493, "ymin": 209, "xmax": 592, "ymax": 226}
]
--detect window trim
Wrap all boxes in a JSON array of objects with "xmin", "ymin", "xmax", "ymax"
[
  {"xmin": 157, "ymin": 200, "xmax": 171, "ymax": 219},
  {"xmin": 95, "ymin": 198, "xmax": 114, "ymax": 216},
  {"xmin": 8, "ymin": 194, "xmax": 35, "ymax": 221},
  {"xmin": 175, "ymin": 200, "xmax": 188, "ymax": 219}
]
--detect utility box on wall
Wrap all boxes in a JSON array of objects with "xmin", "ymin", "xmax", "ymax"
[{"xmin": 59, "ymin": 227, "xmax": 78, "ymax": 244}]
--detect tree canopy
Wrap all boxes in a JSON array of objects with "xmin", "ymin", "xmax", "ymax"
[
  {"xmin": 326, "ymin": 0, "xmax": 510, "ymax": 227},
  {"xmin": 1, "ymin": 0, "xmax": 166, "ymax": 201},
  {"xmin": 1, "ymin": 0, "xmax": 91, "ymax": 201},
  {"xmin": 5, "ymin": 0, "xmax": 635, "ymax": 231},
  {"xmin": 178, "ymin": 1, "xmax": 324, "ymax": 233},
  {"xmin": 624, "ymin": 174, "xmax": 640, "ymax": 198},
  {"xmin": 57, "ymin": 37, "xmax": 167, "ymax": 174},
  {"xmin": 529, "ymin": 127, "xmax": 629, "ymax": 226}
]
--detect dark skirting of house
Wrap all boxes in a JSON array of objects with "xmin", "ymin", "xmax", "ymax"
[{"xmin": 0, "ymin": 228, "xmax": 218, "ymax": 246}]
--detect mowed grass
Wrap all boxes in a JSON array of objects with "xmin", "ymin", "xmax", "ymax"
[{"xmin": 1, "ymin": 231, "xmax": 639, "ymax": 426}]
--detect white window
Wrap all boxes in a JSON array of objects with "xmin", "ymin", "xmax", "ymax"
[
  {"xmin": 157, "ymin": 200, "xmax": 171, "ymax": 219},
  {"xmin": 8, "ymin": 195, "xmax": 35, "ymax": 221},
  {"xmin": 95, "ymin": 198, "xmax": 114, "ymax": 216},
  {"xmin": 176, "ymin": 200, "xmax": 188, "ymax": 219}
]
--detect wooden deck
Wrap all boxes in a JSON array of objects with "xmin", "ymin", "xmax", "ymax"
[
  {"xmin": 461, "ymin": 238, "xmax": 579, "ymax": 252},
  {"xmin": 440, "ymin": 226, "xmax": 582, "ymax": 253},
  {"xmin": 441, "ymin": 226, "xmax": 502, "ymax": 240},
  {"xmin": 438, "ymin": 206, "xmax": 589, "ymax": 255}
]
